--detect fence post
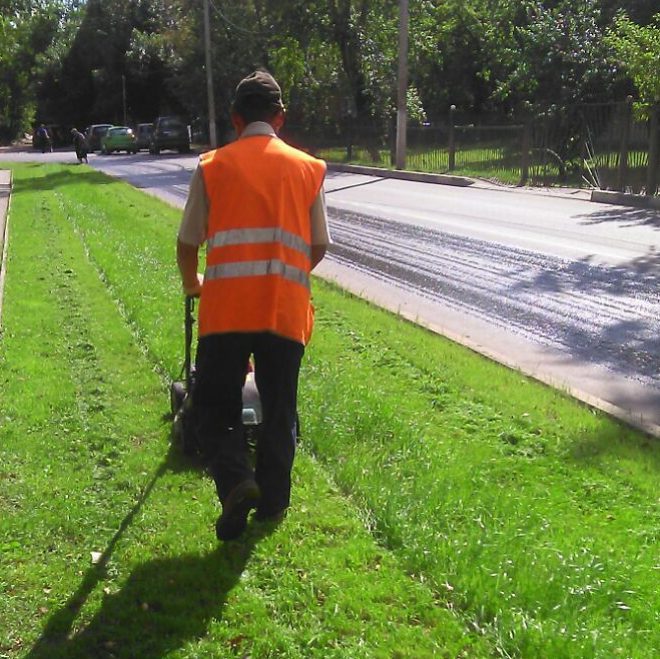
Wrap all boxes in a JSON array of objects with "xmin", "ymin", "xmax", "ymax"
[
  {"xmin": 520, "ymin": 121, "xmax": 531, "ymax": 185},
  {"xmin": 448, "ymin": 104, "xmax": 456, "ymax": 171},
  {"xmin": 646, "ymin": 102, "xmax": 660, "ymax": 196},
  {"xmin": 346, "ymin": 118, "xmax": 354, "ymax": 162},
  {"xmin": 389, "ymin": 115, "xmax": 397, "ymax": 166},
  {"xmin": 617, "ymin": 96, "xmax": 633, "ymax": 192}
]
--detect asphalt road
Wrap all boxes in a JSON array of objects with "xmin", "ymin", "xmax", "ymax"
[
  {"xmin": 3, "ymin": 147, "xmax": 659, "ymax": 434},
  {"xmin": 320, "ymin": 172, "xmax": 660, "ymax": 435}
]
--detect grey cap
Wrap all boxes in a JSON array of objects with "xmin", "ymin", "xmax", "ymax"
[{"xmin": 234, "ymin": 70, "xmax": 284, "ymax": 108}]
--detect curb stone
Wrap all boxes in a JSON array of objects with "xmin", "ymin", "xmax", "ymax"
[
  {"xmin": 327, "ymin": 162, "xmax": 660, "ymax": 209},
  {"xmin": 591, "ymin": 189, "xmax": 660, "ymax": 210},
  {"xmin": 327, "ymin": 162, "xmax": 474, "ymax": 187},
  {"xmin": 0, "ymin": 169, "xmax": 12, "ymax": 326}
]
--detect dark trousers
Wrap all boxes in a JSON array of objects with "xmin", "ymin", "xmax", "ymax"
[{"xmin": 193, "ymin": 332, "xmax": 303, "ymax": 514}]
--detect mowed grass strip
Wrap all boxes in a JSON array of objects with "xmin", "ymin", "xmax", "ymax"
[{"xmin": 0, "ymin": 163, "xmax": 483, "ymax": 658}]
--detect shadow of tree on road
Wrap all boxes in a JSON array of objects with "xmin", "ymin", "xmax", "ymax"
[
  {"xmin": 514, "ymin": 249, "xmax": 660, "ymax": 297},
  {"xmin": 576, "ymin": 205, "xmax": 660, "ymax": 230},
  {"xmin": 507, "ymin": 247, "xmax": 660, "ymax": 380}
]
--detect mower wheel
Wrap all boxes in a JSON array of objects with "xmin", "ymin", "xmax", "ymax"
[{"xmin": 170, "ymin": 381, "xmax": 186, "ymax": 415}]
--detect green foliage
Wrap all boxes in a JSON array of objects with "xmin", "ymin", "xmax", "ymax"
[
  {"xmin": 0, "ymin": 0, "xmax": 79, "ymax": 141},
  {"xmin": 606, "ymin": 12, "xmax": 660, "ymax": 103},
  {"xmin": 494, "ymin": 0, "xmax": 617, "ymax": 111},
  {"xmin": 406, "ymin": 86, "xmax": 427, "ymax": 124},
  {"xmin": 1, "ymin": 0, "xmax": 656, "ymax": 143}
]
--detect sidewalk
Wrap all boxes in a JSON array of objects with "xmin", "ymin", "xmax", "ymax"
[{"xmin": 0, "ymin": 169, "xmax": 12, "ymax": 323}]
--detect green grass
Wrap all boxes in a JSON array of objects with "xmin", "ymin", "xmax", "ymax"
[
  {"xmin": 319, "ymin": 142, "xmax": 657, "ymax": 191},
  {"xmin": 1, "ymin": 163, "xmax": 658, "ymax": 658},
  {"xmin": 303, "ymin": 295, "xmax": 659, "ymax": 657},
  {"xmin": 0, "ymin": 163, "xmax": 482, "ymax": 658},
  {"xmin": 316, "ymin": 145, "xmax": 578, "ymax": 187}
]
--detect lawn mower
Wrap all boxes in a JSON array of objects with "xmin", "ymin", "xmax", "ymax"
[{"xmin": 169, "ymin": 296, "xmax": 263, "ymax": 455}]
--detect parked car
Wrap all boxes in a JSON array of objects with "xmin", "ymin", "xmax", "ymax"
[
  {"xmin": 85, "ymin": 124, "xmax": 113, "ymax": 152},
  {"xmin": 100, "ymin": 126, "xmax": 137, "ymax": 155},
  {"xmin": 135, "ymin": 123, "xmax": 153, "ymax": 150},
  {"xmin": 149, "ymin": 116, "xmax": 190, "ymax": 154}
]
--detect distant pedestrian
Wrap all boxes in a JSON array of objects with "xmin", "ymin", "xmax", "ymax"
[
  {"xmin": 71, "ymin": 128, "xmax": 88, "ymax": 164},
  {"xmin": 37, "ymin": 124, "xmax": 52, "ymax": 153}
]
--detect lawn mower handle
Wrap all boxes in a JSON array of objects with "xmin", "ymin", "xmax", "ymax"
[{"xmin": 184, "ymin": 295, "xmax": 195, "ymax": 390}]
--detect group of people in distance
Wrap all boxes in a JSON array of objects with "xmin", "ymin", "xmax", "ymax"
[{"xmin": 35, "ymin": 123, "xmax": 88, "ymax": 163}]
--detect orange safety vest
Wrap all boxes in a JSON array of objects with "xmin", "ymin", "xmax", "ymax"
[{"xmin": 198, "ymin": 134, "xmax": 326, "ymax": 345}]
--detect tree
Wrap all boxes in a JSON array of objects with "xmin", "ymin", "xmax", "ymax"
[
  {"xmin": 606, "ymin": 12, "xmax": 660, "ymax": 104},
  {"xmin": 3, "ymin": 0, "xmax": 650, "ymax": 147},
  {"xmin": 492, "ymin": 0, "xmax": 617, "ymax": 112},
  {"xmin": 0, "ymin": 1, "xmax": 80, "ymax": 142}
]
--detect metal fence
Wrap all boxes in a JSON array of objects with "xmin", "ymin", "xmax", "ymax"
[{"xmin": 285, "ymin": 100, "xmax": 660, "ymax": 196}]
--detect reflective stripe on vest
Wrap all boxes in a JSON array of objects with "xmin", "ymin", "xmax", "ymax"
[
  {"xmin": 207, "ymin": 226, "xmax": 311, "ymax": 259},
  {"xmin": 205, "ymin": 259, "xmax": 310, "ymax": 288}
]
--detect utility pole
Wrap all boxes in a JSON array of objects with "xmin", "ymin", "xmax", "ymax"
[
  {"xmin": 395, "ymin": 0, "xmax": 408, "ymax": 170},
  {"xmin": 122, "ymin": 75, "xmax": 127, "ymax": 125},
  {"xmin": 203, "ymin": 0, "xmax": 217, "ymax": 147}
]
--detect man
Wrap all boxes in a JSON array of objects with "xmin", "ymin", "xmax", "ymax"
[
  {"xmin": 37, "ymin": 124, "xmax": 52, "ymax": 153},
  {"xmin": 176, "ymin": 69, "xmax": 331, "ymax": 541},
  {"xmin": 71, "ymin": 128, "xmax": 88, "ymax": 163}
]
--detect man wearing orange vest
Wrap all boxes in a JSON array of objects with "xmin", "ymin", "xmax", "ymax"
[{"xmin": 177, "ymin": 70, "xmax": 331, "ymax": 541}]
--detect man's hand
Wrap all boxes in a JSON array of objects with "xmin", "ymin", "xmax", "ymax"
[
  {"xmin": 183, "ymin": 272, "xmax": 203, "ymax": 297},
  {"xmin": 177, "ymin": 239, "xmax": 202, "ymax": 297}
]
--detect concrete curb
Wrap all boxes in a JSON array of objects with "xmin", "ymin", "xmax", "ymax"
[
  {"xmin": 327, "ymin": 162, "xmax": 474, "ymax": 187},
  {"xmin": 328, "ymin": 162, "xmax": 660, "ymax": 210},
  {"xmin": 591, "ymin": 189, "xmax": 660, "ymax": 210},
  {"xmin": 0, "ymin": 170, "xmax": 12, "ymax": 327}
]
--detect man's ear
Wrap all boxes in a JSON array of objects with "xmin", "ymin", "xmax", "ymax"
[
  {"xmin": 271, "ymin": 108, "xmax": 285, "ymax": 132},
  {"xmin": 231, "ymin": 112, "xmax": 247, "ymax": 136}
]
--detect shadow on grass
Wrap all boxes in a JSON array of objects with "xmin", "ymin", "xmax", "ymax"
[
  {"xmin": 11, "ymin": 167, "xmax": 114, "ymax": 194},
  {"xmin": 566, "ymin": 413, "xmax": 660, "ymax": 469},
  {"xmin": 26, "ymin": 440, "xmax": 276, "ymax": 658}
]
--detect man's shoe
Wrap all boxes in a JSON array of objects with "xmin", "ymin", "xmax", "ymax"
[
  {"xmin": 254, "ymin": 507, "xmax": 288, "ymax": 524},
  {"xmin": 215, "ymin": 479, "xmax": 260, "ymax": 541}
]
